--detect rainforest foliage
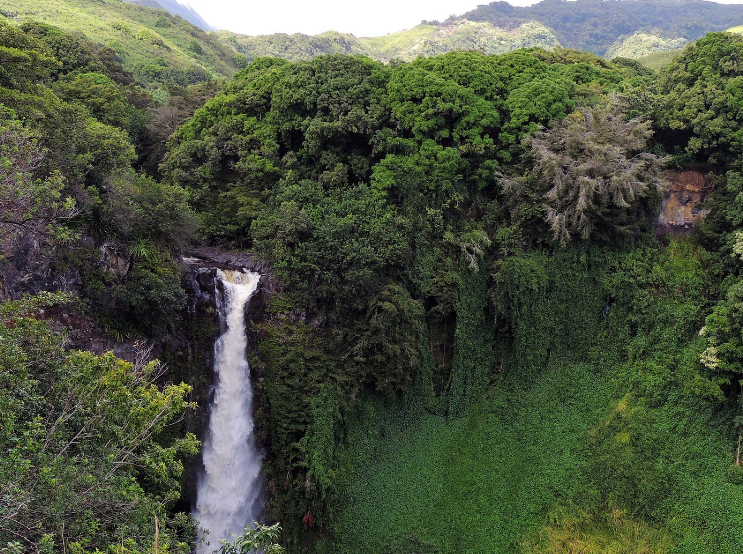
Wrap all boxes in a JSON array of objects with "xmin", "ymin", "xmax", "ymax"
[
  {"xmin": 160, "ymin": 31, "xmax": 743, "ymax": 553},
  {"xmin": 8, "ymin": 8, "xmax": 743, "ymax": 554},
  {"xmin": 0, "ymin": 18, "xmax": 201, "ymax": 554}
]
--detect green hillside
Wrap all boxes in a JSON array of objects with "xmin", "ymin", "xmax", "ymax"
[
  {"xmin": 605, "ymin": 32, "xmax": 687, "ymax": 60},
  {"xmin": 637, "ymin": 48, "xmax": 684, "ymax": 71},
  {"xmin": 359, "ymin": 20, "xmax": 560, "ymax": 61},
  {"xmin": 331, "ymin": 244, "xmax": 741, "ymax": 554},
  {"xmin": 217, "ymin": 21, "xmax": 561, "ymax": 63},
  {"xmin": 0, "ymin": 0, "xmax": 238, "ymax": 86},
  {"xmin": 215, "ymin": 30, "xmax": 368, "ymax": 63},
  {"xmin": 357, "ymin": 24, "xmax": 438, "ymax": 59},
  {"xmin": 461, "ymin": 0, "xmax": 743, "ymax": 56}
]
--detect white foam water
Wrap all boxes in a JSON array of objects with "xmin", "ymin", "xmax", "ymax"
[{"xmin": 194, "ymin": 269, "xmax": 263, "ymax": 552}]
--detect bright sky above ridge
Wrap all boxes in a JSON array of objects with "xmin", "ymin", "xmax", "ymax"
[
  {"xmin": 182, "ymin": 0, "xmax": 530, "ymax": 37},
  {"xmin": 183, "ymin": 0, "xmax": 743, "ymax": 37}
]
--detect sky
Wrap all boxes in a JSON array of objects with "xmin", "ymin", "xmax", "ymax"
[
  {"xmin": 183, "ymin": 0, "xmax": 538, "ymax": 37},
  {"xmin": 183, "ymin": 0, "xmax": 743, "ymax": 37}
]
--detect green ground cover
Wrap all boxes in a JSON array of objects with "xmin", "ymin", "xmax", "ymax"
[{"xmin": 327, "ymin": 241, "xmax": 743, "ymax": 553}]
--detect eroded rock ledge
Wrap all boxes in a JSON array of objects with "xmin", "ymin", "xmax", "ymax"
[{"xmin": 656, "ymin": 169, "xmax": 715, "ymax": 236}]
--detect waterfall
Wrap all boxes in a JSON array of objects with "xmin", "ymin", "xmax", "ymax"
[{"xmin": 195, "ymin": 269, "xmax": 264, "ymax": 552}]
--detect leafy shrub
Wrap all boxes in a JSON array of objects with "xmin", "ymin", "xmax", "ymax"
[
  {"xmin": 154, "ymin": 15, "xmax": 172, "ymax": 28},
  {"xmin": 135, "ymin": 28, "xmax": 165, "ymax": 47},
  {"xmin": 109, "ymin": 251, "xmax": 186, "ymax": 337}
]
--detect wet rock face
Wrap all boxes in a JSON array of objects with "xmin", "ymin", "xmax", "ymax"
[
  {"xmin": 99, "ymin": 242, "xmax": 131, "ymax": 277},
  {"xmin": 181, "ymin": 248, "xmax": 274, "ymax": 321},
  {"xmin": 182, "ymin": 246, "xmax": 268, "ymax": 273},
  {"xmin": 0, "ymin": 232, "xmax": 275, "ymax": 367},
  {"xmin": 0, "ymin": 232, "xmax": 84, "ymax": 301},
  {"xmin": 182, "ymin": 268, "xmax": 218, "ymax": 314},
  {"xmin": 182, "ymin": 264, "xmax": 273, "ymax": 327},
  {"xmin": 656, "ymin": 170, "xmax": 715, "ymax": 236}
]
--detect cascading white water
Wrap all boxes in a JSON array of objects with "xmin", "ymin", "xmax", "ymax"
[{"xmin": 195, "ymin": 269, "xmax": 264, "ymax": 552}]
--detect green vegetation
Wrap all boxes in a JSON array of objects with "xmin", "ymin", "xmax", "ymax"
[
  {"xmin": 360, "ymin": 21, "xmax": 560, "ymax": 62},
  {"xmin": 462, "ymin": 0, "xmax": 743, "ymax": 57},
  {"xmin": 5, "ymin": 0, "xmax": 734, "ymax": 86},
  {"xmin": 0, "ymin": 18, "xmax": 201, "ymax": 552},
  {"xmin": 605, "ymin": 32, "xmax": 687, "ymax": 60},
  {"xmin": 637, "ymin": 49, "xmax": 683, "ymax": 72},
  {"xmin": 0, "ymin": 294, "xmax": 198, "ymax": 552},
  {"xmin": 217, "ymin": 523, "xmax": 285, "ymax": 554},
  {"xmin": 655, "ymin": 32, "xmax": 743, "ymax": 165},
  {"xmin": 330, "ymin": 241, "xmax": 743, "ymax": 553},
  {"xmin": 160, "ymin": 31, "xmax": 743, "ymax": 552},
  {"xmin": 506, "ymin": 105, "xmax": 665, "ymax": 245},
  {"xmin": 357, "ymin": 24, "xmax": 438, "ymax": 58},
  {"xmin": 215, "ymin": 30, "xmax": 368, "ymax": 64},
  {"xmin": 0, "ymin": 0, "xmax": 238, "ymax": 87},
  {"xmin": 216, "ymin": 21, "xmax": 560, "ymax": 64},
  {"xmin": 162, "ymin": 44, "xmax": 715, "ymax": 552},
  {"xmin": 10, "ymin": 3, "xmax": 743, "ymax": 553}
]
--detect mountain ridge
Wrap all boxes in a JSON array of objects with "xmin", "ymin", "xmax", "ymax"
[
  {"xmin": 211, "ymin": 0, "xmax": 743, "ymax": 63},
  {"xmin": 123, "ymin": 0, "xmax": 214, "ymax": 31},
  {"xmin": 458, "ymin": 0, "xmax": 743, "ymax": 56}
]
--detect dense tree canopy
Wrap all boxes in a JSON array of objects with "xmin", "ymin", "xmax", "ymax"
[
  {"xmin": 0, "ymin": 20, "xmax": 199, "ymax": 552},
  {"xmin": 9, "ymin": 9, "xmax": 743, "ymax": 553},
  {"xmin": 0, "ymin": 294, "xmax": 197, "ymax": 553},
  {"xmin": 162, "ymin": 48, "xmax": 677, "ymax": 547},
  {"xmin": 656, "ymin": 32, "xmax": 743, "ymax": 165}
]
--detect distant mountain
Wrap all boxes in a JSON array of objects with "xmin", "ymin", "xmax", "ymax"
[
  {"xmin": 360, "ymin": 20, "xmax": 560, "ymax": 61},
  {"xmin": 214, "ymin": 30, "xmax": 368, "ymax": 62},
  {"xmin": 217, "ymin": 21, "xmax": 561, "ymax": 63},
  {"xmin": 123, "ymin": 0, "xmax": 213, "ymax": 31},
  {"xmin": 215, "ymin": 0, "xmax": 743, "ymax": 64},
  {"xmin": 458, "ymin": 0, "xmax": 743, "ymax": 57}
]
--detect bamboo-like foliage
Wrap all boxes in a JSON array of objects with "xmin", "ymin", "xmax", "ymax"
[{"xmin": 526, "ymin": 106, "xmax": 666, "ymax": 246}]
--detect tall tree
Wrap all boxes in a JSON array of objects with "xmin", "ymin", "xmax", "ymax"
[{"xmin": 506, "ymin": 105, "xmax": 666, "ymax": 246}]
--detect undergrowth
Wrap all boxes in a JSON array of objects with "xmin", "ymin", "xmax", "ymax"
[{"xmin": 326, "ymin": 239, "xmax": 743, "ymax": 553}]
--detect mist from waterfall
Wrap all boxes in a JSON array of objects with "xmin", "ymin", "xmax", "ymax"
[{"xmin": 195, "ymin": 269, "xmax": 264, "ymax": 552}]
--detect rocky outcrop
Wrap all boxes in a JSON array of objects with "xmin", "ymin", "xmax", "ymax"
[
  {"xmin": 656, "ymin": 169, "xmax": 715, "ymax": 236},
  {"xmin": 181, "ymin": 249, "xmax": 275, "ymax": 358},
  {"xmin": 99, "ymin": 242, "xmax": 131, "ymax": 277},
  {"xmin": 182, "ymin": 246, "xmax": 269, "ymax": 273},
  {"xmin": 0, "ymin": 232, "xmax": 91, "ymax": 302},
  {"xmin": 181, "ymin": 250, "xmax": 274, "ymax": 314},
  {"xmin": 0, "ymin": 229, "xmax": 146, "ymax": 359}
]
